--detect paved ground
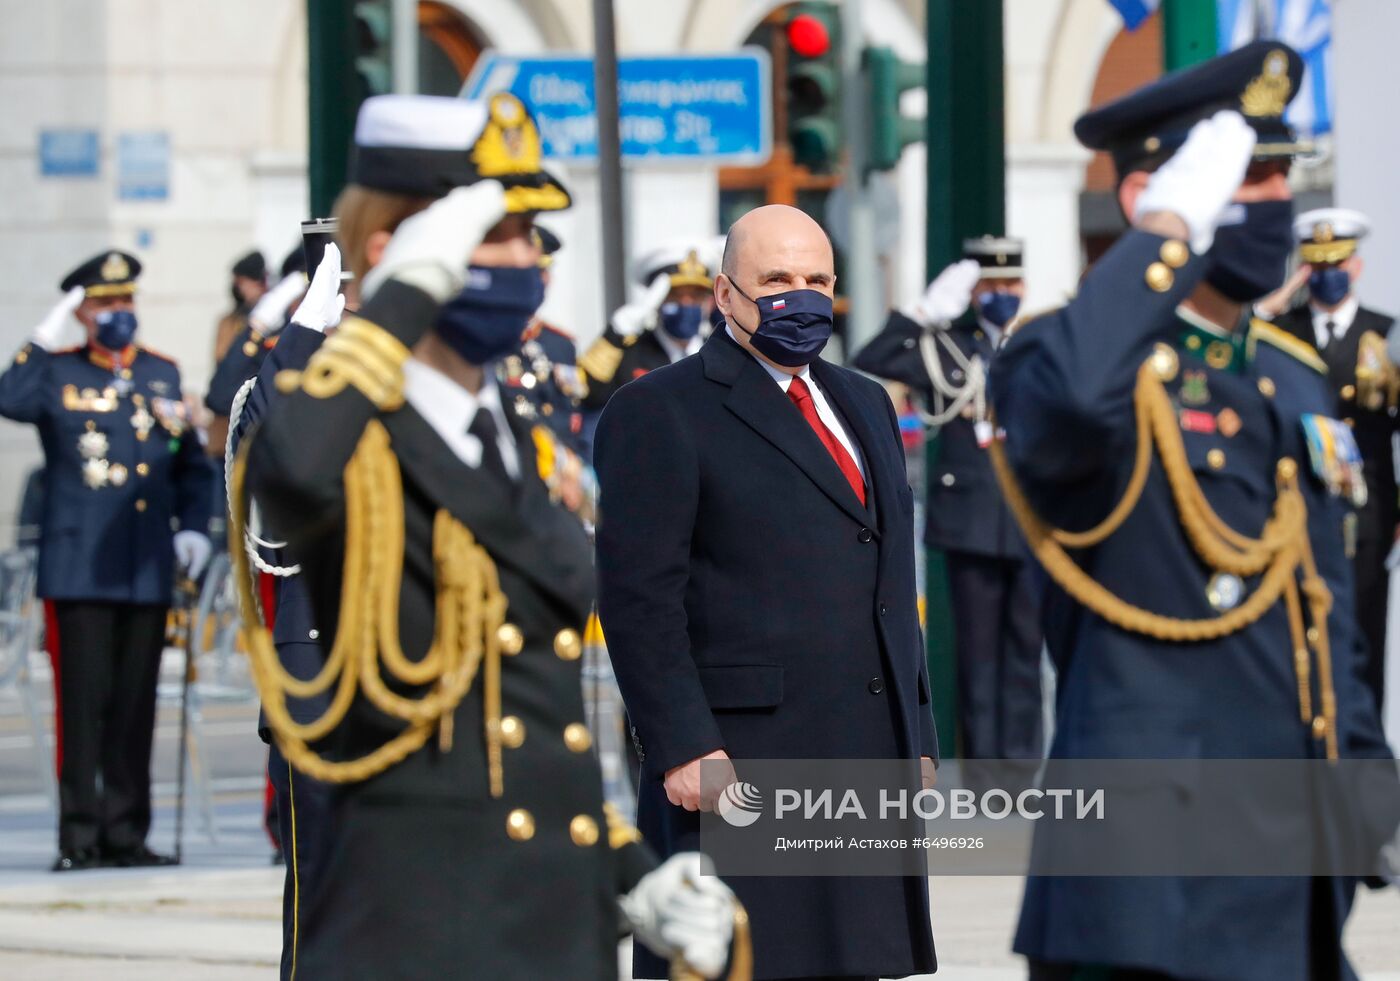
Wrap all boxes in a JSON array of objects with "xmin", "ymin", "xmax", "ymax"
[{"xmin": 2, "ymin": 653, "xmax": 1398, "ymax": 979}]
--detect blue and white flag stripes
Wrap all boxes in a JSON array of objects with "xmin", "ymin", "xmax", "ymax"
[
  {"xmin": 1218, "ymin": 0, "xmax": 1332, "ymax": 135},
  {"xmin": 1107, "ymin": 0, "xmax": 1163, "ymax": 31}
]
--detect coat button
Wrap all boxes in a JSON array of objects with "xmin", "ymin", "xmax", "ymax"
[
  {"xmin": 554, "ymin": 628, "xmax": 581, "ymax": 661},
  {"xmin": 506, "ymin": 809, "xmax": 535, "ymax": 841},
  {"xmin": 136, "ymin": 463, "xmax": 149, "ymax": 477},
  {"xmin": 134, "ymin": 499, "xmax": 147, "ymax": 512},
  {"xmin": 497, "ymin": 623, "xmax": 524, "ymax": 656},
  {"xmin": 308, "ymin": 628, "xmax": 320, "ymax": 640},
  {"xmin": 570, "ymin": 814, "xmax": 600, "ymax": 847},
  {"xmin": 868, "ymin": 678, "xmax": 885, "ymax": 694},
  {"xmin": 1207, "ymin": 449, "xmax": 1226, "ymax": 470},
  {"xmin": 879, "ymin": 603, "xmax": 888, "ymax": 616},
  {"xmin": 499, "ymin": 715, "xmax": 526, "ymax": 749},
  {"xmin": 941, "ymin": 473, "xmax": 956, "ymax": 487},
  {"xmin": 858, "ymin": 528, "xmax": 873, "ymax": 543},
  {"xmin": 564, "ymin": 723, "xmax": 592, "ymax": 753}
]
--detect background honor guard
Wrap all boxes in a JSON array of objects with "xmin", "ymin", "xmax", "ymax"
[
  {"xmin": 992, "ymin": 44, "xmax": 1399, "ymax": 981},
  {"xmin": 1270, "ymin": 208, "xmax": 1397, "ymax": 714},
  {"xmin": 240, "ymin": 93, "xmax": 736, "ymax": 979},
  {"xmin": 213, "ymin": 250, "xmax": 268, "ymax": 364},
  {"xmin": 0, "ymin": 251, "xmax": 215, "ymax": 872},
  {"xmin": 855, "ymin": 236, "xmax": 1044, "ymax": 783},
  {"xmin": 498, "ymin": 225, "xmax": 590, "ymax": 452},
  {"xmin": 579, "ymin": 241, "xmax": 717, "ymax": 413}
]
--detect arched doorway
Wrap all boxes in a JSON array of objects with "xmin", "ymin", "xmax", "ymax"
[{"xmin": 417, "ymin": 1, "xmax": 485, "ymax": 96}]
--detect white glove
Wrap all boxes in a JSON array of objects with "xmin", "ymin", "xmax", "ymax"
[
  {"xmin": 31, "ymin": 287, "xmax": 87, "ymax": 352},
  {"xmin": 360, "ymin": 181, "xmax": 508, "ymax": 305},
  {"xmin": 621, "ymin": 852, "xmax": 735, "ymax": 979},
  {"xmin": 912, "ymin": 259, "xmax": 981, "ymax": 328},
  {"xmin": 249, "ymin": 272, "xmax": 308, "ymax": 335},
  {"xmin": 612, "ymin": 273, "xmax": 672, "ymax": 337},
  {"xmin": 290, "ymin": 242, "xmax": 347, "ymax": 334},
  {"xmin": 173, "ymin": 530, "xmax": 213, "ymax": 581},
  {"xmin": 1134, "ymin": 110, "xmax": 1257, "ymax": 255}
]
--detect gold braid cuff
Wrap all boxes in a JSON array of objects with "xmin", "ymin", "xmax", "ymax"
[
  {"xmin": 287, "ymin": 316, "xmax": 410, "ymax": 410},
  {"xmin": 229, "ymin": 421, "xmax": 511, "ymax": 784},
  {"xmin": 988, "ymin": 360, "xmax": 1338, "ymax": 759}
]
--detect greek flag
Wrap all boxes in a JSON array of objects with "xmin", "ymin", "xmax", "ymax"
[
  {"xmin": 1218, "ymin": 0, "xmax": 1332, "ymax": 134},
  {"xmin": 1107, "ymin": 0, "xmax": 1162, "ymax": 31}
]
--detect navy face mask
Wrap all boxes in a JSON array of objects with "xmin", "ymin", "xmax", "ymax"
[
  {"xmin": 726, "ymin": 278, "xmax": 834, "ymax": 367},
  {"xmin": 94, "ymin": 309, "xmax": 139, "ymax": 351},
  {"xmin": 1206, "ymin": 200, "xmax": 1295, "ymax": 302},
  {"xmin": 660, "ymin": 302, "xmax": 704, "ymax": 340},
  {"xmin": 434, "ymin": 265, "xmax": 545, "ymax": 366},
  {"xmin": 1309, "ymin": 266, "xmax": 1351, "ymax": 307},
  {"xmin": 976, "ymin": 290, "xmax": 1021, "ymax": 329}
]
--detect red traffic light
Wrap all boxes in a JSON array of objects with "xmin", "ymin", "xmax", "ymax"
[{"xmin": 787, "ymin": 14, "xmax": 831, "ymax": 58}]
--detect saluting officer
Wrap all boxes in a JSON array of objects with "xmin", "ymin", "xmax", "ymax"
[
  {"xmin": 0, "ymin": 252, "xmax": 215, "ymax": 871},
  {"xmin": 579, "ymin": 241, "xmax": 717, "ymax": 409},
  {"xmin": 237, "ymin": 94, "xmax": 736, "ymax": 979},
  {"xmin": 854, "ymin": 237, "xmax": 1044, "ymax": 778},
  {"xmin": 990, "ymin": 43, "xmax": 1398, "ymax": 980},
  {"xmin": 1270, "ymin": 209, "xmax": 1397, "ymax": 713}
]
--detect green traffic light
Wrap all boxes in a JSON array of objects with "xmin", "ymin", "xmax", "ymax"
[
  {"xmin": 791, "ymin": 118, "xmax": 841, "ymax": 171},
  {"xmin": 865, "ymin": 46, "xmax": 925, "ymax": 172}
]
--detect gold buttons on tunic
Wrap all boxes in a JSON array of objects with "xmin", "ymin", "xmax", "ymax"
[
  {"xmin": 1277, "ymin": 458, "xmax": 1298, "ymax": 481},
  {"xmin": 1159, "ymin": 240, "xmax": 1190, "ymax": 269},
  {"xmin": 1150, "ymin": 343, "xmax": 1179, "ymax": 382},
  {"xmin": 554, "ymin": 628, "xmax": 581, "ymax": 661},
  {"xmin": 563, "ymin": 723, "xmax": 592, "ymax": 753},
  {"xmin": 136, "ymin": 463, "xmax": 149, "ymax": 477},
  {"xmin": 1207, "ymin": 449, "xmax": 1226, "ymax": 470},
  {"xmin": 506, "ymin": 809, "xmax": 535, "ymax": 841},
  {"xmin": 1257, "ymin": 377, "xmax": 1276, "ymax": 398},
  {"xmin": 1311, "ymin": 716, "xmax": 1328, "ymax": 740},
  {"xmin": 570, "ymin": 814, "xmax": 600, "ymax": 847},
  {"xmin": 134, "ymin": 499, "xmax": 147, "ymax": 512},
  {"xmin": 499, "ymin": 715, "xmax": 526, "ymax": 749},
  {"xmin": 1306, "ymin": 626, "xmax": 1320, "ymax": 645},
  {"xmin": 1340, "ymin": 384, "xmax": 1356, "ymax": 401},
  {"xmin": 497, "ymin": 623, "xmax": 524, "ymax": 656},
  {"xmin": 1145, "ymin": 262, "xmax": 1174, "ymax": 292}
]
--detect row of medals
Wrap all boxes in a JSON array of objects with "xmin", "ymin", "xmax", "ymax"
[{"xmin": 77, "ymin": 386, "xmax": 157, "ymax": 490}]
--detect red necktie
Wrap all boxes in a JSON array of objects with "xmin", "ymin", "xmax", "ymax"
[{"xmin": 787, "ymin": 376, "xmax": 866, "ymax": 506}]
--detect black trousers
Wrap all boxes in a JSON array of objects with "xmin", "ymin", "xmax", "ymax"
[
  {"xmin": 267, "ymin": 741, "xmax": 334, "ymax": 981},
  {"xmin": 1352, "ymin": 533, "xmax": 1389, "ymax": 715},
  {"xmin": 945, "ymin": 551, "xmax": 1044, "ymax": 761},
  {"xmin": 51, "ymin": 601, "xmax": 167, "ymax": 852}
]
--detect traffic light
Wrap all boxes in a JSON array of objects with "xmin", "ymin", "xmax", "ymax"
[
  {"xmin": 864, "ymin": 46, "xmax": 924, "ymax": 172},
  {"xmin": 354, "ymin": 0, "xmax": 393, "ymax": 99},
  {"xmin": 783, "ymin": 3, "xmax": 841, "ymax": 172}
]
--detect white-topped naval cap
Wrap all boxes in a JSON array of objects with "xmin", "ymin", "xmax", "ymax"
[
  {"xmin": 353, "ymin": 94, "xmax": 488, "ymax": 150},
  {"xmin": 631, "ymin": 239, "xmax": 716, "ymax": 289},
  {"xmin": 1293, "ymin": 207, "xmax": 1370, "ymax": 244}
]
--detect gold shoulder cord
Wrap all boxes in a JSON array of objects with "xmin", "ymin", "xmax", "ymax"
[
  {"xmin": 229, "ymin": 421, "xmax": 512, "ymax": 787},
  {"xmin": 988, "ymin": 359, "xmax": 1338, "ymax": 759}
]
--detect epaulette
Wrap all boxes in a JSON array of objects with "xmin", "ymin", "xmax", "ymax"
[
  {"xmin": 578, "ymin": 335, "xmax": 624, "ymax": 384},
  {"xmin": 1249, "ymin": 319, "xmax": 1325, "ymax": 374},
  {"xmin": 138, "ymin": 345, "xmax": 178, "ymax": 365}
]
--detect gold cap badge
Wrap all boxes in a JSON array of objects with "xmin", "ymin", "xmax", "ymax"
[
  {"xmin": 473, "ymin": 93, "xmax": 544, "ymax": 178},
  {"xmin": 101, "ymin": 253, "xmax": 130, "ymax": 282},
  {"xmin": 1241, "ymin": 50, "xmax": 1291, "ymax": 118},
  {"xmin": 670, "ymin": 250, "xmax": 713, "ymax": 289}
]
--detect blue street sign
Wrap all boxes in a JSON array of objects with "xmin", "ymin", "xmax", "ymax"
[
  {"xmin": 39, "ymin": 130, "xmax": 100, "ymax": 177},
  {"xmin": 117, "ymin": 132, "xmax": 170, "ymax": 201},
  {"xmin": 463, "ymin": 50, "xmax": 772, "ymax": 165}
]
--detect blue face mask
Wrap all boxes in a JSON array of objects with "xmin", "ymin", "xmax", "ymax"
[
  {"xmin": 94, "ymin": 309, "xmax": 138, "ymax": 351},
  {"xmin": 1309, "ymin": 266, "xmax": 1351, "ymax": 307},
  {"xmin": 726, "ymin": 279, "xmax": 833, "ymax": 367},
  {"xmin": 434, "ymin": 265, "xmax": 545, "ymax": 366},
  {"xmin": 660, "ymin": 302, "xmax": 704, "ymax": 340},
  {"xmin": 976, "ymin": 290, "xmax": 1021, "ymax": 328}
]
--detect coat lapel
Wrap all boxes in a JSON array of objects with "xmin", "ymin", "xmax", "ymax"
[
  {"xmin": 381, "ymin": 406, "xmax": 593, "ymax": 623},
  {"xmin": 811, "ymin": 358, "xmax": 896, "ymax": 533}
]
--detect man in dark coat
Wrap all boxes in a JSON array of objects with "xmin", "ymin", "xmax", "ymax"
[
  {"xmin": 991, "ymin": 43, "xmax": 1399, "ymax": 981},
  {"xmin": 595, "ymin": 204, "xmax": 939, "ymax": 981},
  {"xmin": 1270, "ymin": 207, "xmax": 1397, "ymax": 713},
  {"xmin": 855, "ymin": 237, "xmax": 1044, "ymax": 776}
]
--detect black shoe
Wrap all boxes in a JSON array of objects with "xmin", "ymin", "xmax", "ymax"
[
  {"xmin": 51, "ymin": 847, "xmax": 100, "ymax": 872},
  {"xmin": 102, "ymin": 844, "xmax": 179, "ymax": 868}
]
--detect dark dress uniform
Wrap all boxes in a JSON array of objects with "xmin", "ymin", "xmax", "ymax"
[
  {"xmin": 992, "ymin": 43, "xmax": 1400, "ymax": 981},
  {"xmin": 239, "ymin": 92, "xmax": 657, "ymax": 979},
  {"xmin": 580, "ymin": 324, "xmax": 673, "ymax": 410},
  {"xmin": 0, "ymin": 253, "xmax": 214, "ymax": 864},
  {"xmin": 498, "ymin": 317, "xmax": 588, "ymax": 452},
  {"xmin": 1274, "ymin": 300, "xmax": 1397, "ymax": 712},
  {"xmin": 855, "ymin": 309, "xmax": 1044, "ymax": 766}
]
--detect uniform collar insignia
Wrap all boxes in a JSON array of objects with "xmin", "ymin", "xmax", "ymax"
[
  {"xmin": 1175, "ymin": 308, "xmax": 1250, "ymax": 375},
  {"xmin": 87, "ymin": 344, "xmax": 137, "ymax": 371}
]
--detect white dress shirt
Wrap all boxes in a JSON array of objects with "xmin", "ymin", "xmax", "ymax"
[
  {"xmin": 402, "ymin": 357, "xmax": 520, "ymax": 478},
  {"xmin": 1311, "ymin": 296, "xmax": 1360, "ymax": 350},
  {"xmin": 656, "ymin": 326, "xmax": 704, "ymax": 363},
  {"xmin": 727, "ymin": 326, "xmax": 867, "ymax": 481}
]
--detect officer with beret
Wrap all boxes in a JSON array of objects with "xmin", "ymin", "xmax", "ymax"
[
  {"xmin": 1267, "ymin": 208, "xmax": 1398, "ymax": 714},
  {"xmin": 237, "ymin": 93, "xmax": 738, "ymax": 979},
  {"xmin": 497, "ymin": 225, "xmax": 590, "ymax": 454},
  {"xmin": 579, "ymin": 241, "xmax": 717, "ymax": 410},
  {"xmin": 0, "ymin": 251, "xmax": 215, "ymax": 871},
  {"xmin": 855, "ymin": 237, "xmax": 1043, "ymax": 782},
  {"xmin": 991, "ymin": 42, "xmax": 1399, "ymax": 980}
]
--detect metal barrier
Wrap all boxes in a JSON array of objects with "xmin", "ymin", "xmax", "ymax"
[{"xmin": 0, "ymin": 547, "xmax": 58, "ymax": 815}]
